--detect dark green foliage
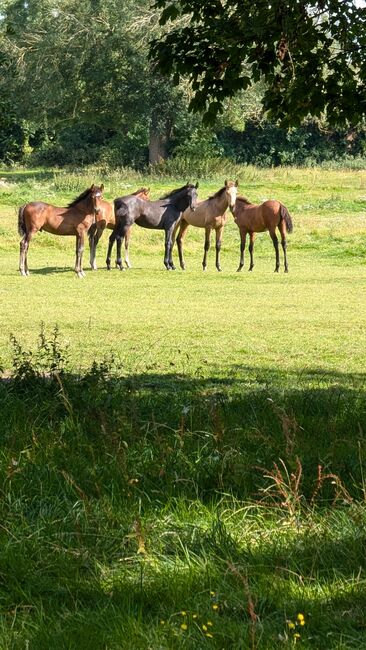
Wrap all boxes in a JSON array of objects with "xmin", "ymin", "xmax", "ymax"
[
  {"xmin": 151, "ymin": 0, "xmax": 366, "ymax": 127},
  {"xmin": 218, "ymin": 120, "xmax": 366, "ymax": 167}
]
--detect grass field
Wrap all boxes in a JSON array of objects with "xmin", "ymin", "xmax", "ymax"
[{"xmin": 1, "ymin": 165, "xmax": 366, "ymax": 649}]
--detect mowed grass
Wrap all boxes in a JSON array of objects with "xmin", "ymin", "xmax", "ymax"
[
  {"xmin": 1, "ymin": 165, "xmax": 366, "ymax": 375},
  {"xmin": 1, "ymin": 165, "xmax": 366, "ymax": 649}
]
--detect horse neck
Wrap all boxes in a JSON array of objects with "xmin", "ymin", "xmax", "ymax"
[
  {"xmin": 210, "ymin": 191, "xmax": 229, "ymax": 215},
  {"xmin": 75, "ymin": 194, "xmax": 95, "ymax": 214},
  {"xmin": 172, "ymin": 190, "xmax": 191, "ymax": 212}
]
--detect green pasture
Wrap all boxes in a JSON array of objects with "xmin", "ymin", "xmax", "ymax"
[{"xmin": 1, "ymin": 166, "xmax": 366, "ymax": 649}]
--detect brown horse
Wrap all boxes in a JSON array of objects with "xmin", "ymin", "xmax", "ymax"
[
  {"xmin": 175, "ymin": 180, "xmax": 238, "ymax": 271},
  {"xmin": 231, "ymin": 196, "xmax": 293, "ymax": 273},
  {"xmin": 18, "ymin": 184, "xmax": 104, "ymax": 277},
  {"xmin": 88, "ymin": 187, "xmax": 150, "ymax": 270}
]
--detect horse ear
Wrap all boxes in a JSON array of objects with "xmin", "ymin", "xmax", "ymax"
[
  {"xmin": 90, "ymin": 184, "xmax": 95, "ymax": 190},
  {"xmin": 225, "ymin": 179, "xmax": 228, "ymax": 186},
  {"xmin": 235, "ymin": 179, "xmax": 239, "ymax": 187},
  {"xmin": 100, "ymin": 184, "xmax": 104, "ymax": 191},
  {"xmin": 195, "ymin": 182, "xmax": 199, "ymax": 189}
]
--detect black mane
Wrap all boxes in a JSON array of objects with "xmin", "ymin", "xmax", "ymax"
[
  {"xmin": 67, "ymin": 187, "xmax": 93, "ymax": 208},
  {"xmin": 159, "ymin": 184, "xmax": 193, "ymax": 200}
]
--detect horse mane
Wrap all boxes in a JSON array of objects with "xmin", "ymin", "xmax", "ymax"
[
  {"xmin": 132, "ymin": 187, "xmax": 149, "ymax": 195},
  {"xmin": 209, "ymin": 186, "xmax": 226, "ymax": 200},
  {"xmin": 67, "ymin": 187, "xmax": 93, "ymax": 208},
  {"xmin": 159, "ymin": 184, "xmax": 193, "ymax": 200},
  {"xmin": 236, "ymin": 196, "xmax": 252, "ymax": 206}
]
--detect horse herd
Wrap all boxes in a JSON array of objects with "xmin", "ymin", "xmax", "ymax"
[{"xmin": 18, "ymin": 180, "xmax": 293, "ymax": 277}]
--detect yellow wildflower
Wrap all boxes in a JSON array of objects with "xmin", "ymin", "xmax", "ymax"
[
  {"xmin": 181, "ymin": 611, "xmax": 187, "ymax": 617},
  {"xmin": 181, "ymin": 623, "xmax": 188, "ymax": 631},
  {"xmin": 210, "ymin": 591, "xmax": 216, "ymax": 596},
  {"xmin": 205, "ymin": 632, "xmax": 214, "ymax": 638},
  {"xmin": 287, "ymin": 620, "xmax": 295, "ymax": 630},
  {"xmin": 212, "ymin": 604, "xmax": 219, "ymax": 611},
  {"xmin": 192, "ymin": 614, "xmax": 198, "ymax": 619},
  {"xmin": 202, "ymin": 625, "xmax": 208, "ymax": 631},
  {"xmin": 160, "ymin": 620, "xmax": 165, "ymax": 625},
  {"xmin": 297, "ymin": 613, "xmax": 305, "ymax": 625},
  {"xmin": 207, "ymin": 621, "xmax": 213, "ymax": 626}
]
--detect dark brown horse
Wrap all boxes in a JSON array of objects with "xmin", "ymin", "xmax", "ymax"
[
  {"xmin": 89, "ymin": 188, "xmax": 150, "ymax": 270},
  {"xmin": 18, "ymin": 184, "xmax": 104, "ymax": 277},
  {"xmin": 107, "ymin": 183, "xmax": 199, "ymax": 271},
  {"xmin": 231, "ymin": 196, "xmax": 293, "ymax": 273}
]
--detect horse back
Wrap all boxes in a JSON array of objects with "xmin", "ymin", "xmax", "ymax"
[{"xmin": 181, "ymin": 198, "xmax": 227, "ymax": 229}]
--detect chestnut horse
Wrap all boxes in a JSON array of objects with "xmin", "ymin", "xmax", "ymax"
[
  {"xmin": 175, "ymin": 179, "xmax": 238, "ymax": 271},
  {"xmin": 18, "ymin": 184, "xmax": 104, "ymax": 277},
  {"xmin": 88, "ymin": 187, "xmax": 150, "ymax": 270},
  {"xmin": 231, "ymin": 196, "xmax": 293, "ymax": 273},
  {"xmin": 108, "ymin": 183, "xmax": 199, "ymax": 271}
]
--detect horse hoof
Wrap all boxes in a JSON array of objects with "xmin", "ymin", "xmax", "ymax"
[
  {"xmin": 236, "ymin": 267, "xmax": 243, "ymax": 273},
  {"xmin": 217, "ymin": 267, "xmax": 222, "ymax": 272}
]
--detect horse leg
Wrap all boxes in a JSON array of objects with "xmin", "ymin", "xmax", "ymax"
[
  {"xmin": 237, "ymin": 229, "xmax": 247, "ymax": 272},
  {"xmin": 19, "ymin": 229, "xmax": 36, "ymax": 276},
  {"xmin": 89, "ymin": 225, "xmax": 103, "ymax": 270},
  {"xmin": 202, "ymin": 228, "xmax": 211, "ymax": 271},
  {"xmin": 75, "ymin": 231, "xmax": 85, "ymax": 278},
  {"xmin": 270, "ymin": 230, "xmax": 280, "ymax": 272},
  {"xmin": 164, "ymin": 226, "xmax": 175, "ymax": 270},
  {"xmin": 278, "ymin": 222, "xmax": 289, "ymax": 272},
  {"xmin": 106, "ymin": 230, "xmax": 116, "ymax": 270},
  {"xmin": 176, "ymin": 219, "xmax": 189, "ymax": 270},
  {"xmin": 215, "ymin": 226, "xmax": 223, "ymax": 272},
  {"xmin": 248, "ymin": 232, "xmax": 255, "ymax": 271},
  {"xmin": 124, "ymin": 226, "xmax": 132, "ymax": 269}
]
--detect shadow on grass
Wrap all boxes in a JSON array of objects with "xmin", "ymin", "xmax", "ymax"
[{"xmin": 1, "ymin": 363, "xmax": 366, "ymax": 647}]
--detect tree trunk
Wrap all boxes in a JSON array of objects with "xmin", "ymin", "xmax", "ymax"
[{"xmin": 149, "ymin": 131, "xmax": 167, "ymax": 164}]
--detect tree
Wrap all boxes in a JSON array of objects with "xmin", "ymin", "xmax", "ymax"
[
  {"xmin": 0, "ymin": 0, "xmax": 195, "ymax": 164},
  {"xmin": 150, "ymin": 0, "xmax": 366, "ymax": 127}
]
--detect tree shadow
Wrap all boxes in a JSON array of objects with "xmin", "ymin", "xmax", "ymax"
[{"xmin": 1, "ymin": 363, "xmax": 366, "ymax": 647}]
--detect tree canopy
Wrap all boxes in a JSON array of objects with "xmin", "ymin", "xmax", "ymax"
[{"xmin": 150, "ymin": 0, "xmax": 366, "ymax": 126}]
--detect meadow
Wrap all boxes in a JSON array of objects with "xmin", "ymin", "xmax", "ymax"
[{"xmin": 0, "ymin": 165, "xmax": 366, "ymax": 649}]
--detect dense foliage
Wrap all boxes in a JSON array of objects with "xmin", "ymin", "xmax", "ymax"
[
  {"xmin": 151, "ymin": 0, "xmax": 366, "ymax": 126},
  {"xmin": 0, "ymin": 0, "xmax": 366, "ymax": 167}
]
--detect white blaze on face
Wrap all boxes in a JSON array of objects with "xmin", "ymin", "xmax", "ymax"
[{"xmin": 227, "ymin": 186, "xmax": 237, "ymax": 208}]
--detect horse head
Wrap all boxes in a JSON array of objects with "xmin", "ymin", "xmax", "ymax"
[
  {"xmin": 90, "ymin": 184, "xmax": 104, "ymax": 219},
  {"xmin": 187, "ymin": 182, "xmax": 199, "ymax": 211},
  {"xmin": 224, "ymin": 179, "xmax": 238, "ymax": 210}
]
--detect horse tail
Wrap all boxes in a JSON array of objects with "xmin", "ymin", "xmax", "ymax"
[
  {"xmin": 18, "ymin": 205, "xmax": 27, "ymax": 236},
  {"xmin": 280, "ymin": 204, "xmax": 293, "ymax": 234}
]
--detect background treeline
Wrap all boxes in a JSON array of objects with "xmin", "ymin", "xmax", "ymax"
[{"xmin": 1, "ymin": 0, "xmax": 366, "ymax": 169}]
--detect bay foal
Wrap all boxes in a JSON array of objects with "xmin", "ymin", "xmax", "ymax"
[{"xmin": 231, "ymin": 197, "xmax": 293, "ymax": 273}]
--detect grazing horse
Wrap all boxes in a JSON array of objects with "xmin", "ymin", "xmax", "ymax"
[
  {"xmin": 88, "ymin": 187, "xmax": 150, "ymax": 270},
  {"xmin": 18, "ymin": 184, "xmax": 104, "ymax": 277},
  {"xmin": 107, "ymin": 183, "xmax": 199, "ymax": 271},
  {"xmin": 231, "ymin": 196, "xmax": 293, "ymax": 273},
  {"xmin": 175, "ymin": 179, "xmax": 238, "ymax": 271}
]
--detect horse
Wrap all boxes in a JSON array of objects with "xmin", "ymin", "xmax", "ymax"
[
  {"xmin": 231, "ymin": 196, "xmax": 293, "ymax": 273},
  {"xmin": 88, "ymin": 187, "xmax": 150, "ymax": 270},
  {"xmin": 175, "ymin": 179, "xmax": 238, "ymax": 272},
  {"xmin": 18, "ymin": 184, "xmax": 104, "ymax": 277},
  {"xmin": 107, "ymin": 183, "xmax": 199, "ymax": 271}
]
